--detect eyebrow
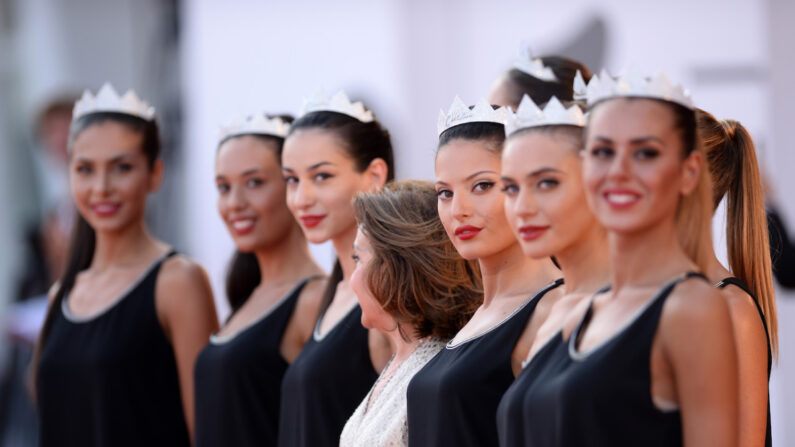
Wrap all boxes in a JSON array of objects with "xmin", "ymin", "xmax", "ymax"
[
  {"xmin": 526, "ymin": 167, "xmax": 563, "ymax": 179},
  {"xmin": 74, "ymin": 154, "xmax": 134, "ymax": 164},
  {"xmin": 308, "ymin": 161, "xmax": 334, "ymax": 170},
  {"xmin": 465, "ymin": 170, "xmax": 498, "ymax": 181},
  {"xmin": 593, "ymin": 136, "xmax": 664, "ymax": 145},
  {"xmin": 241, "ymin": 168, "xmax": 262, "ymax": 176}
]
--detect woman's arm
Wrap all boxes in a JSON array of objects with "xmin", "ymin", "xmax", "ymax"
[{"xmin": 156, "ymin": 255, "xmax": 219, "ymax": 442}]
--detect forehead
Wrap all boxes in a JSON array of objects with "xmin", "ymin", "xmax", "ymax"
[
  {"xmin": 503, "ymin": 131, "xmax": 577, "ymax": 169},
  {"xmin": 435, "ymin": 139, "xmax": 500, "ymax": 180},
  {"xmin": 70, "ymin": 121, "xmax": 144, "ymax": 160},
  {"xmin": 216, "ymin": 135, "xmax": 279, "ymax": 173},
  {"xmin": 281, "ymin": 128, "xmax": 352, "ymax": 170},
  {"xmin": 588, "ymin": 98, "xmax": 675, "ymax": 140}
]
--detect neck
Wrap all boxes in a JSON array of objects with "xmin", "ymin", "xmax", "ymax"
[
  {"xmin": 704, "ymin": 248, "xmax": 731, "ymax": 285},
  {"xmin": 332, "ymin": 224, "xmax": 358, "ymax": 282},
  {"xmin": 555, "ymin": 223, "xmax": 610, "ymax": 295},
  {"xmin": 608, "ymin": 216, "xmax": 695, "ymax": 290},
  {"xmin": 254, "ymin": 223, "xmax": 319, "ymax": 286},
  {"xmin": 387, "ymin": 325, "xmax": 420, "ymax": 363},
  {"xmin": 478, "ymin": 241, "xmax": 559, "ymax": 307},
  {"xmin": 91, "ymin": 219, "xmax": 160, "ymax": 270}
]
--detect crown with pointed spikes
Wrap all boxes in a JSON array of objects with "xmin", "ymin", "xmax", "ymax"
[
  {"xmin": 73, "ymin": 83, "xmax": 155, "ymax": 121},
  {"xmin": 298, "ymin": 90, "xmax": 374, "ymax": 123},
  {"xmin": 513, "ymin": 46, "xmax": 558, "ymax": 82},
  {"xmin": 580, "ymin": 69, "xmax": 694, "ymax": 109},
  {"xmin": 218, "ymin": 113, "xmax": 290, "ymax": 143},
  {"xmin": 505, "ymin": 95, "xmax": 586, "ymax": 137},
  {"xmin": 437, "ymin": 97, "xmax": 508, "ymax": 137}
]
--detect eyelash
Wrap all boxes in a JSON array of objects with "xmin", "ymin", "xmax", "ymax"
[
  {"xmin": 352, "ymin": 253, "xmax": 360, "ymax": 263},
  {"xmin": 473, "ymin": 181, "xmax": 495, "ymax": 193},
  {"xmin": 501, "ymin": 183, "xmax": 519, "ymax": 196},
  {"xmin": 537, "ymin": 178, "xmax": 559, "ymax": 190}
]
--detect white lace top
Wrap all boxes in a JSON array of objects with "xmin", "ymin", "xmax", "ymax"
[{"xmin": 339, "ymin": 337, "xmax": 445, "ymax": 447}]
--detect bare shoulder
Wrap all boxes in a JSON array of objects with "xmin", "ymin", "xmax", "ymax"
[
  {"xmin": 158, "ymin": 254, "xmax": 210, "ymax": 289},
  {"xmin": 720, "ymin": 285, "xmax": 765, "ymax": 331},
  {"xmin": 658, "ymin": 278, "xmax": 732, "ymax": 349},
  {"xmin": 295, "ymin": 276, "xmax": 328, "ymax": 314},
  {"xmin": 663, "ymin": 278, "xmax": 726, "ymax": 319},
  {"xmin": 155, "ymin": 255, "xmax": 215, "ymax": 314}
]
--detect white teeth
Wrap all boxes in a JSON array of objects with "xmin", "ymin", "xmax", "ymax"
[
  {"xmin": 94, "ymin": 204, "xmax": 118, "ymax": 212},
  {"xmin": 232, "ymin": 219, "xmax": 255, "ymax": 230},
  {"xmin": 607, "ymin": 193, "xmax": 638, "ymax": 204}
]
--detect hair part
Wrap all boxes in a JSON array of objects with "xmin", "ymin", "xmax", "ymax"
[
  {"xmin": 353, "ymin": 180, "xmax": 482, "ymax": 340},
  {"xmin": 697, "ymin": 109, "xmax": 778, "ymax": 358}
]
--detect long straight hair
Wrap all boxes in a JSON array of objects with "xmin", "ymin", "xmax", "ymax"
[
  {"xmin": 33, "ymin": 112, "xmax": 161, "ymax": 386},
  {"xmin": 698, "ymin": 109, "xmax": 778, "ymax": 358}
]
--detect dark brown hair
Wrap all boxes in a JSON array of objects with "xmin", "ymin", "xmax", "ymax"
[
  {"xmin": 697, "ymin": 109, "xmax": 777, "ymax": 357},
  {"xmin": 500, "ymin": 56, "xmax": 592, "ymax": 109},
  {"xmin": 353, "ymin": 180, "xmax": 482, "ymax": 340}
]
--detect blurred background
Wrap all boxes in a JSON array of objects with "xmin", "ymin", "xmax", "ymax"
[{"xmin": 0, "ymin": 0, "xmax": 792, "ymax": 445}]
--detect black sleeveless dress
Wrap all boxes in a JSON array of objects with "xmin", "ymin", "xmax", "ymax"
[
  {"xmin": 717, "ymin": 276, "xmax": 773, "ymax": 447},
  {"xmin": 496, "ymin": 285, "xmax": 610, "ymax": 446},
  {"xmin": 194, "ymin": 277, "xmax": 314, "ymax": 447},
  {"xmin": 277, "ymin": 303, "xmax": 377, "ymax": 447},
  {"xmin": 406, "ymin": 279, "xmax": 563, "ymax": 447},
  {"xmin": 513, "ymin": 272, "xmax": 706, "ymax": 447},
  {"xmin": 37, "ymin": 251, "xmax": 190, "ymax": 447}
]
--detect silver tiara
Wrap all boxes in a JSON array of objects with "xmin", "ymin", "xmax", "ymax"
[
  {"xmin": 73, "ymin": 83, "xmax": 155, "ymax": 121},
  {"xmin": 218, "ymin": 113, "xmax": 290, "ymax": 143},
  {"xmin": 505, "ymin": 95, "xmax": 585, "ymax": 137},
  {"xmin": 298, "ymin": 90, "xmax": 374, "ymax": 123},
  {"xmin": 437, "ymin": 97, "xmax": 508, "ymax": 136}
]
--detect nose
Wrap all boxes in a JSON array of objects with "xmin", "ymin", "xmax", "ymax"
[
  {"xmin": 607, "ymin": 149, "xmax": 631, "ymax": 181},
  {"xmin": 93, "ymin": 168, "xmax": 111, "ymax": 197},
  {"xmin": 290, "ymin": 179, "xmax": 315, "ymax": 209},
  {"xmin": 227, "ymin": 184, "xmax": 247, "ymax": 211},
  {"xmin": 450, "ymin": 190, "xmax": 473, "ymax": 221},
  {"xmin": 513, "ymin": 188, "xmax": 538, "ymax": 219}
]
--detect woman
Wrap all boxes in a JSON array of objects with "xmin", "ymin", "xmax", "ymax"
[
  {"xmin": 517, "ymin": 72, "xmax": 739, "ymax": 446},
  {"xmin": 339, "ymin": 180, "xmax": 481, "ymax": 446},
  {"xmin": 696, "ymin": 109, "xmax": 776, "ymax": 447},
  {"xmin": 495, "ymin": 95, "xmax": 609, "ymax": 446},
  {"xmin": 487, "ymin": 48, "xmax": 592, "ymax": 110},
  {"xmin": 406, "ymin": 98, "xmax": 562, "ymax": 447},
  {"xmin": 193, "ymin": 113, "xmax": 325, "ymax": 446},
  {"xmin": 35, "ymin": 83, "xmax": 219, "ymax": 446},
  {"xmin": 277, "ymin": 91, "xmax": 394, "ymax": 447}
]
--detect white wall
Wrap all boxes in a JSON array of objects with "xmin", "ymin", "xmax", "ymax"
[{"xmin": 181, "ymin": 2, "xmax": 793, "ymax": 443}]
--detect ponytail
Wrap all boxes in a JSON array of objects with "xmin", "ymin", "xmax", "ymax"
[{"xmin": 720, "ymin": 119, "xmax": 777, "ymax": 358}]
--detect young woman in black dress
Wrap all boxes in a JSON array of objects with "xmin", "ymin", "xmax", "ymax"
[
  {"xmin": 193, "ymin": 114, "xmax": 325, "ymax": 446},
  {"xmin": 695, "ymin": 110, "xmax": 776, "ymax": 447},
  {"xmin": 35, "ymin": 84, "xmax": 219, "ymax": 446},
  {"xmin": 406, "ymin": 98, "xmax": 562, "ymax": 447},
  {"xmin": 516, "ymin": 73, "xmax": 739, "ymax": 446},
  {"xmin": 495, "ymin": 96, "xmax": 609, "ymax": 445},
  {"xmin": 277, "ymin": 91, "xmax": 394, "ymax": 447}
]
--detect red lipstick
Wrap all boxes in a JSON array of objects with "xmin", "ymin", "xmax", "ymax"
[
  {"xmin": 454, "ymin": 225, "xmax": 482, "ymax": 241},
  {"xmin": 518, "ymin": 225, "xmax": 549, "ymax": 241},
  {"xmin": 299, "ymin": 214, "xmax": 326, "ymax": 228}
]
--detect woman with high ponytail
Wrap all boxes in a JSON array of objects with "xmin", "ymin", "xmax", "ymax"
[{"xmin": 697, "ymin": 109, "xmax": 776, "ymax": 447}]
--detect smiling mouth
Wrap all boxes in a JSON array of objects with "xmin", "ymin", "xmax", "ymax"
[
  {"xmin": 90, "ymin": 203, "xmax": 121, "ymax": 217},
  {"xmin": 230, "ymin": 217, "xmax": 256, "ymax": 234},
  {"xmin": 604, "ymin": 191, "xmax": 641, "ymax": 208}
]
